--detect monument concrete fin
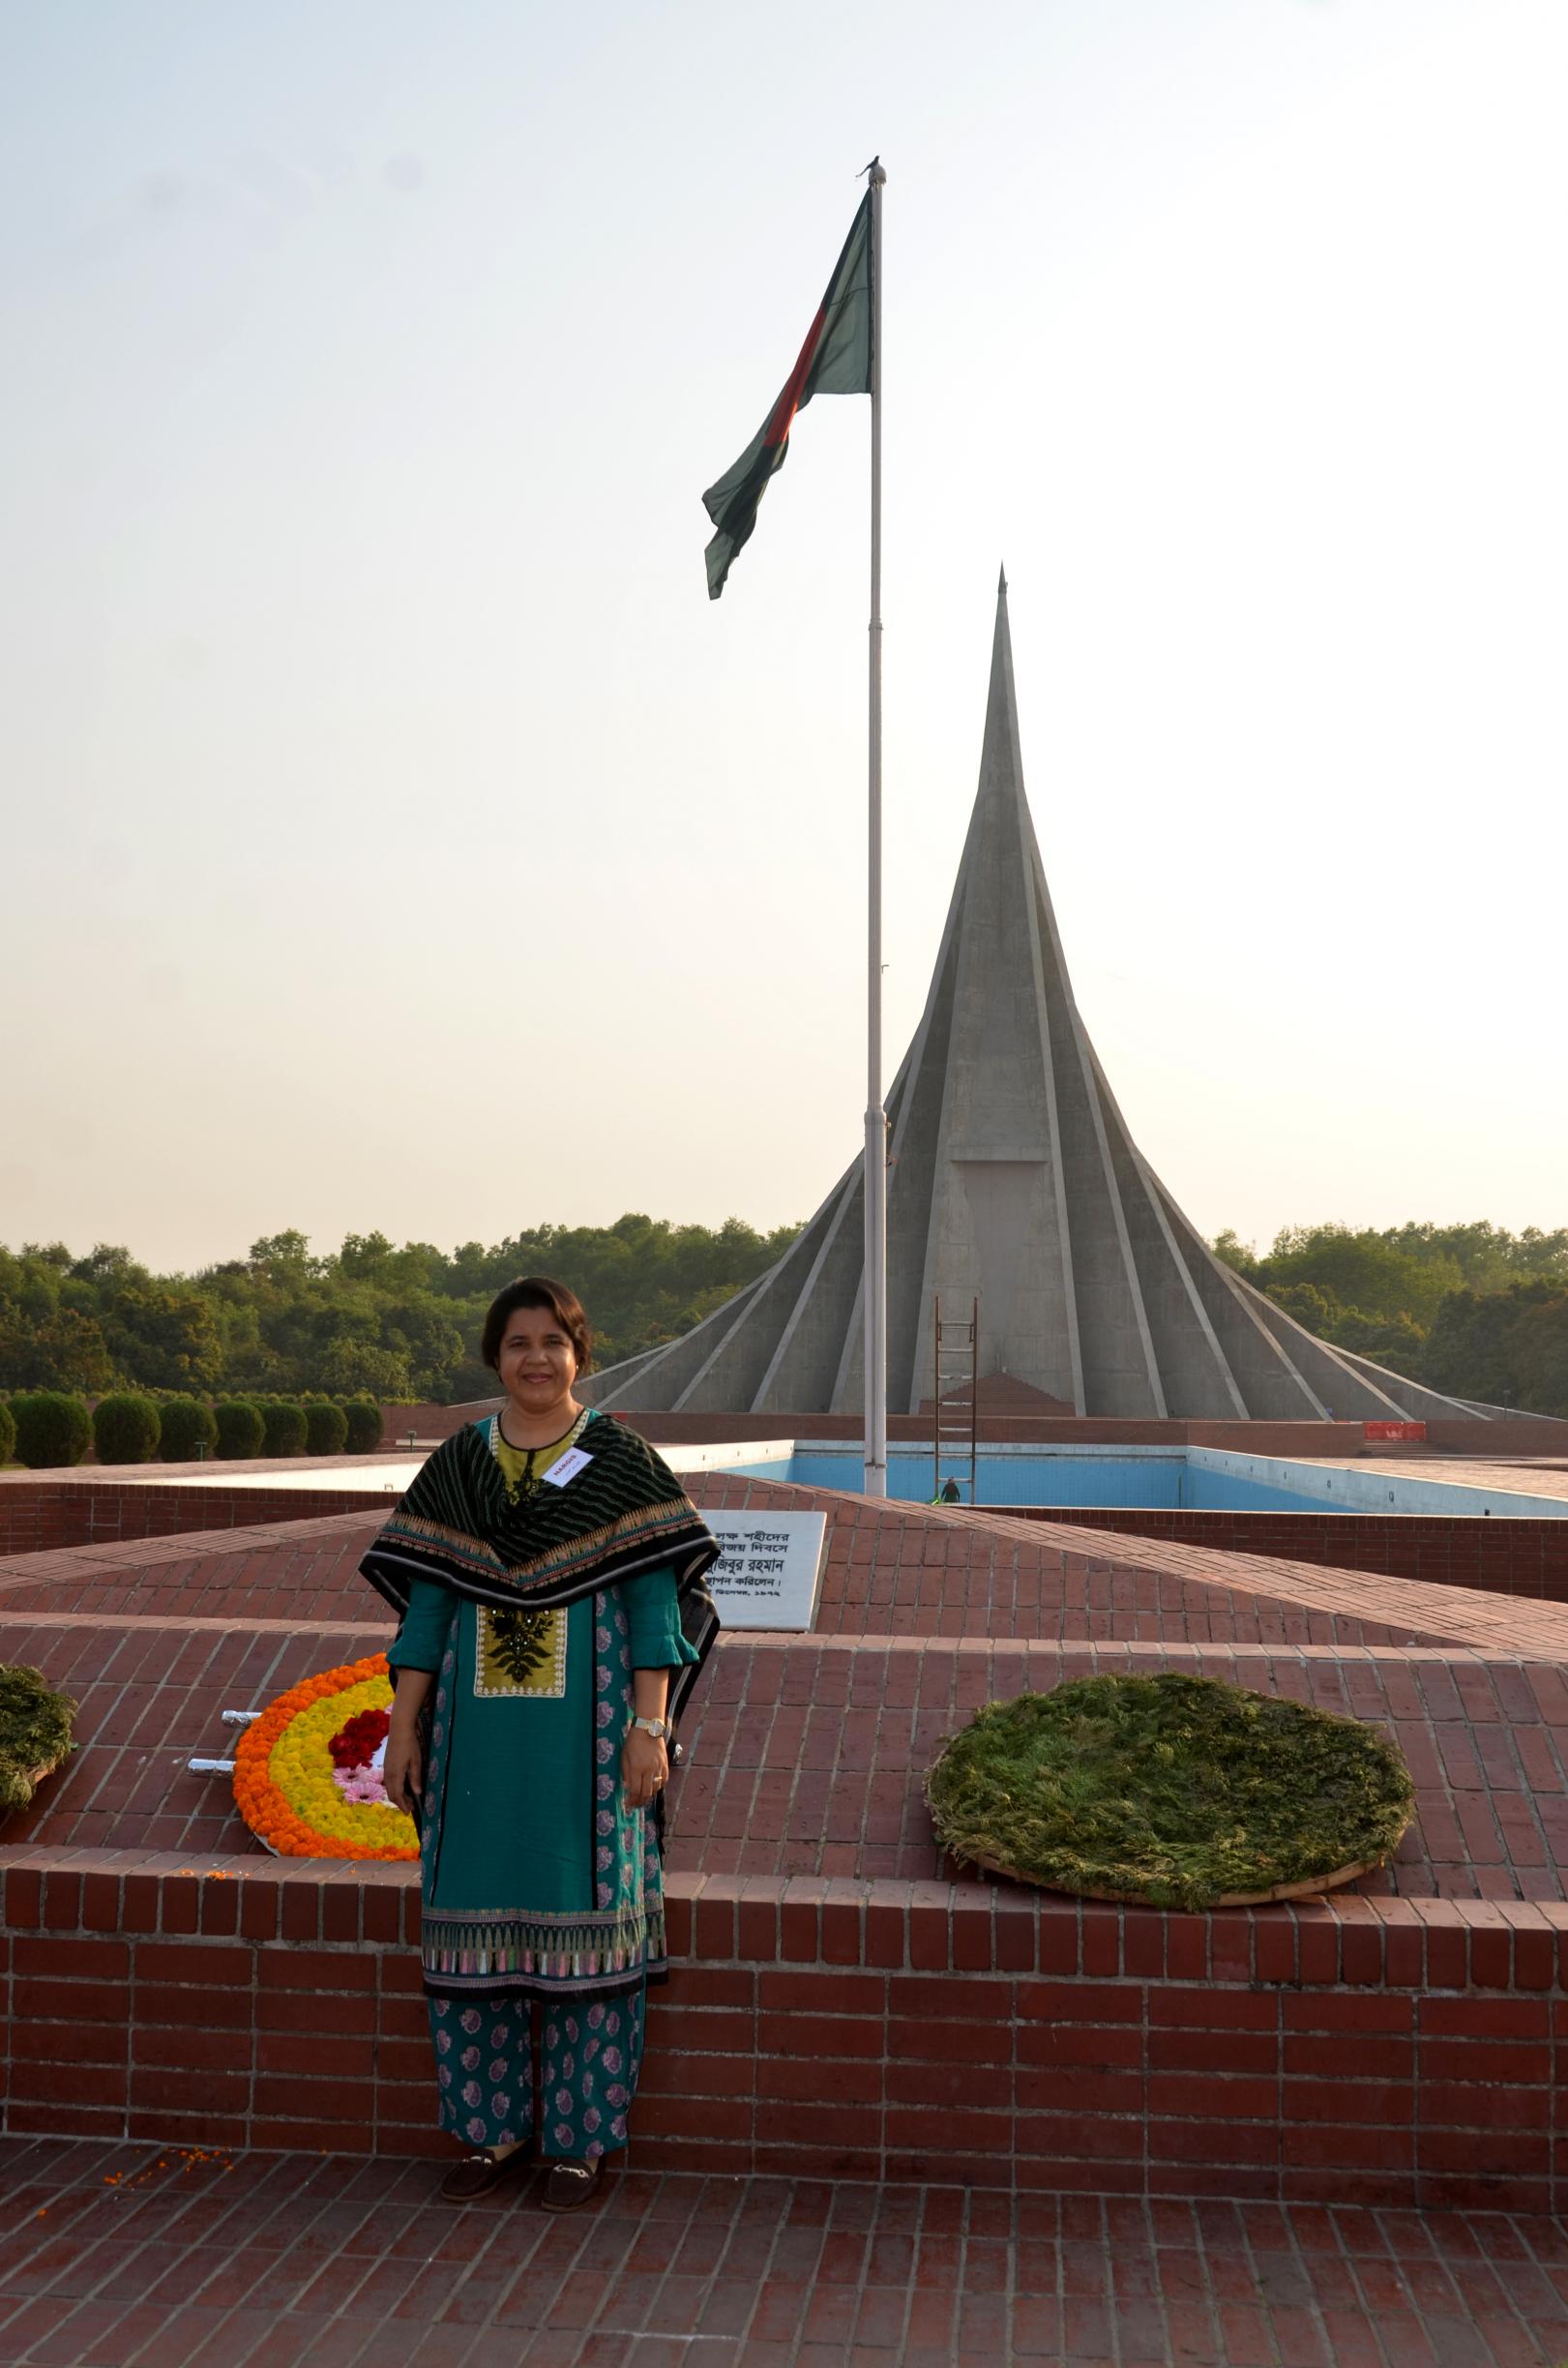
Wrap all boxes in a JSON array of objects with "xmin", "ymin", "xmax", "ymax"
[{"xmin": 581, "ymin": 578, "xmax": 1493, "ymax": 1425}]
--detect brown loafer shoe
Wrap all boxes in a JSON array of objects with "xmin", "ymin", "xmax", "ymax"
[
  {"xmin": 438, "ymin": 2145, "xmax": 531, "ymax": 2204},
  {"xmin": 541, "ymin": 2155, "xmax": 604, "ymax": 2213}
]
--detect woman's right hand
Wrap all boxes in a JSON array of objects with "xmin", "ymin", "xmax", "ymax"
[{"xmin": 383, "ymin": 1716, "xmax": 424, "ymax": 1816}]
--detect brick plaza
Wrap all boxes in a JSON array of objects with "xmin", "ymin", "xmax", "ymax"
[{"xmin": 3, "ymin": 1441, "xmax": 1568, "ymax": 2358}]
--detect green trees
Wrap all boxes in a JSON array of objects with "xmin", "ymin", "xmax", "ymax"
[
  {"xmin": 1422, "ymin": 1281, "xmax": 1568, "ymax": 1415},
  {"xmin": 0, "ymin": 1401, "xmax": 15, "ymax": 1465},
  {"xmin": 11, "ymin": 1392, "xmax": 92, "ymax": 1468},
  {"xmin": 1209, "ymin": 1221, "xmax": 1568, "ymax": 1414},
  {"xmin": 92, "ymin": 1394, "xmax": 162, "ymax": 1465},
  {"xmin": 0, "ymin": 1246, "xmax": 115, "ymax": 1392},
  {"xmin": 7, "ymin": 1208, "xmax": 1558, "ymax": 1415},
  {"xmin": 0, "ymin": 1216, "xmax": 801, "ymax": 1405}
]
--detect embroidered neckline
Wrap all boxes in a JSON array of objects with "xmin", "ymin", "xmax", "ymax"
[{"xmin": 487, "ymin": 1406, "xmax": 593, "ymax": 1508}]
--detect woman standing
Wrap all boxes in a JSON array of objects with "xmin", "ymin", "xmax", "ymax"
[{"xmin": 362, "ymin": 1276, "xmax": 719, "ymax": 2209}]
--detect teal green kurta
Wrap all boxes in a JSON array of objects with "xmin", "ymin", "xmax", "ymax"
[
  {"xmin": 368, "ymin": 1406, "xmax": 708, "ymax": 2002},
  {"xmin": 388, "ymin": 1570, "xmax": 692, "ymax": 1922}
]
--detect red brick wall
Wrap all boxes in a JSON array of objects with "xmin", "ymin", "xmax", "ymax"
[
  {"xmin": 987, "ymin": 1506, "xmax": 1568, "ymax": 1603},
  {"xmin": 0, "ymin": 1483, "xmax": 392, "ymax": 1559},
  {"xmin": 0, "ymin": 1852, "xmax": 1559, "ymax": 2210}
]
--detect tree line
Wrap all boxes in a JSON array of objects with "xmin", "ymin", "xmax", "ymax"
[
  {"xmin": 3, "ymin": 1213, "xmax": 1565, "ymax": 1416},
  {"xmin": 0, "ymin": 1216, "xmax": 802, "ymax": 1407},
  {"xmin": 1211, "ymin": 1221, "xmax": 1568, "ymax": 1415}
]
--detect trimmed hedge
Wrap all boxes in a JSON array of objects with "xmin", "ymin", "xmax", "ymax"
[
  {"xmin": 262, "ymin": 1402, "xmax": 308, "ymax": 1458},
  {"xmin": 158, "ymin": 1396, "xmax": 219, "ymax": 1463},
  {"xmin": 0, "ymin": 1400, "xmax": 15, "ymax": 1466},
  {"xmin": 93, "ymin": 1394, "xmax": 162, "ymax": 1465},
  {"xmin": 12, "ymin": 1392, "xmax": 91, "ymax": 1470},
  {"xmin": 304, "ymin": 1401, "xmax": 348, "ymax": 1457},
  {"xmin": 214, "ymin": 1400, "xmax": 265, "ymax": 1460},
  {"xmin": 342, "ymin": 1397, "xmax": 383, "ymax": 1454}
]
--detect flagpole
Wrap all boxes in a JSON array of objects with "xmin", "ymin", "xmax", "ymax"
[{"xmin": 863, "ymin": 159, "xmax": 888, "ymax": 1498}]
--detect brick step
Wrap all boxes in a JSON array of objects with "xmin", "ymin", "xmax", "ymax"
[{"xmin": 2, "ymin": 1848, "xmax": 1563, "ymax": 2212}]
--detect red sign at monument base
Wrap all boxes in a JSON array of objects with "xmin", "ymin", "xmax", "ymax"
[{"xmin": 1363, "ymin": 1419, "xmax": 1427, "ymax": 1443}]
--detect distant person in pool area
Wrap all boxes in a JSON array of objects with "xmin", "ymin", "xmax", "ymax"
[
  {"xmin": 939, "ymin": 1477, "xmax": 962, "ymax": 1504},
  {"xmin": 361, "ymin": 1277, "xmax": 721, "ymax": 2211}
]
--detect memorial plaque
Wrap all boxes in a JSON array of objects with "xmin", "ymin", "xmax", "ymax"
[{"xmin": 704, "ymin": 1510, "xmax": 827, "ymax": 1631}]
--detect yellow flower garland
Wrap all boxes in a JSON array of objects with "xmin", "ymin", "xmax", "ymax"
[{"xmin": 233, "ymin": 1653, "xmax": 419, "ymax": 1861}]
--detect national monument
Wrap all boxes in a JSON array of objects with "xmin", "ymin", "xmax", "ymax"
[{"xmin": 585, "ymin": 577, "xmax": 1499, "ymax": 1425}]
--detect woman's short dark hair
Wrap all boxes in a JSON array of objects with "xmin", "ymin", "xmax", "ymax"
[{"xmin": 481, "ymin": 1276, "xmax": 594, "ymax": 1375}]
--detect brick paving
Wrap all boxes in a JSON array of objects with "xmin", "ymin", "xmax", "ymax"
[
  {"xmin": 2, "ymin": 2136, "xmax": 1566, "ymax": 2366},
  {"xmin": 10, "ymin": 1605, "xmax": 1568, "ymax": 1901},
  {"xmin": 7, "ymin": 1461, "xmax": 1568, "ymax": 2215}
]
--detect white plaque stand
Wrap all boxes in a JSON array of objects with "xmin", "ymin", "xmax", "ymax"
[{"xmin": 704, "ymin": 1511, "xmax": 827, "ymax": 1631}]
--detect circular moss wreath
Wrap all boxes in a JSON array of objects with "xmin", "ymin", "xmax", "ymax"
[
  {"xmin": 0, "ymin": 1664, "xmax": 76, "ymax": 1814},
  {"xmin": 926, "ymin": 1672, "xmax": 1415, "ymax": 1910}
]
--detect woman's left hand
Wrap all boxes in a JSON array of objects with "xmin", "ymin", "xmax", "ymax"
[{"xmin": 621, "ymin": 1727, "xmax": 669, "ymax": 1811}]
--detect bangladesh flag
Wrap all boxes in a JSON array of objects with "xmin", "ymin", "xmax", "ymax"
[{"xmin": 702, "ymin": 191, "xmax": 873, "ymax": 600}]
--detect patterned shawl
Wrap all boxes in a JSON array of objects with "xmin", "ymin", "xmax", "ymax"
[{"xmin": 360, "ymin": 1407, "xmax": 721, "ymax": 1722}]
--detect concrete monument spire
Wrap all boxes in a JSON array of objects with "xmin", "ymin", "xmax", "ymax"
[{"xmin": 585, "ymin": 578, "xmax": 1493, "ymax": 1422}]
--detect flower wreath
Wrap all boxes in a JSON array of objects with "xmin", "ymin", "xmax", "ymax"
[{"xmin": 233, "ymin": 1652, "xmax": 418, "ymax": 1861}]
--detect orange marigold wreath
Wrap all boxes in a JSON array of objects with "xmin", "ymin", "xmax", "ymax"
[{"xmin": 233, "ymin": 1652, "xmax": 419, "ymax": 1861}]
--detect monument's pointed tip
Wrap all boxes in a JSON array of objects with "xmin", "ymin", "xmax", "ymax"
[{"xmin": 997, "ymin": 562, "xmax": 1008, "ymax": 596}]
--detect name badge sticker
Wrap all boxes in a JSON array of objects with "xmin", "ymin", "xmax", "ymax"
[{"xmin": 542, "ymin": 1446, "xmax": 593, "ymax": 1488}]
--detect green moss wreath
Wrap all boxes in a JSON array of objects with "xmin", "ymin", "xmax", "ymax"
[
  {"xmin": 0, "ymin": 1664, "xmax": 77, "ymax": 1813},
  {"xmin": 925, "ymin": 1672, "xmax": 1415, "ymax": 1911}
]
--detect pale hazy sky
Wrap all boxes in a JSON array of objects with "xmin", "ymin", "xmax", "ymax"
[{"xmin": 3, "ymin": 0, "xmax": 1564, "ymax": 1275}]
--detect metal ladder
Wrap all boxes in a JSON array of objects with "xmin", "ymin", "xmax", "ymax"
[{"xmin": 932, "ymin": 1294, "xmax": 979, "ymax": 1506}]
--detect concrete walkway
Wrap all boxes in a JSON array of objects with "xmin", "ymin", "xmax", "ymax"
[{"xmin": 0, "ymin": 2137, "xmax": 1564, "ymax": 2365}]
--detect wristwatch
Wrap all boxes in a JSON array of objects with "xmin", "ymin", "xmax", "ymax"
[{"xmin": 632, "ymin": 1716, "xmax": 670, "ymax": 1741}]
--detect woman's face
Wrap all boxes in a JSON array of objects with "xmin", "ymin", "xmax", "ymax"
[{"xmin": 495, "ymin": 1305, "xmax": 579, "ymax": 1418}]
